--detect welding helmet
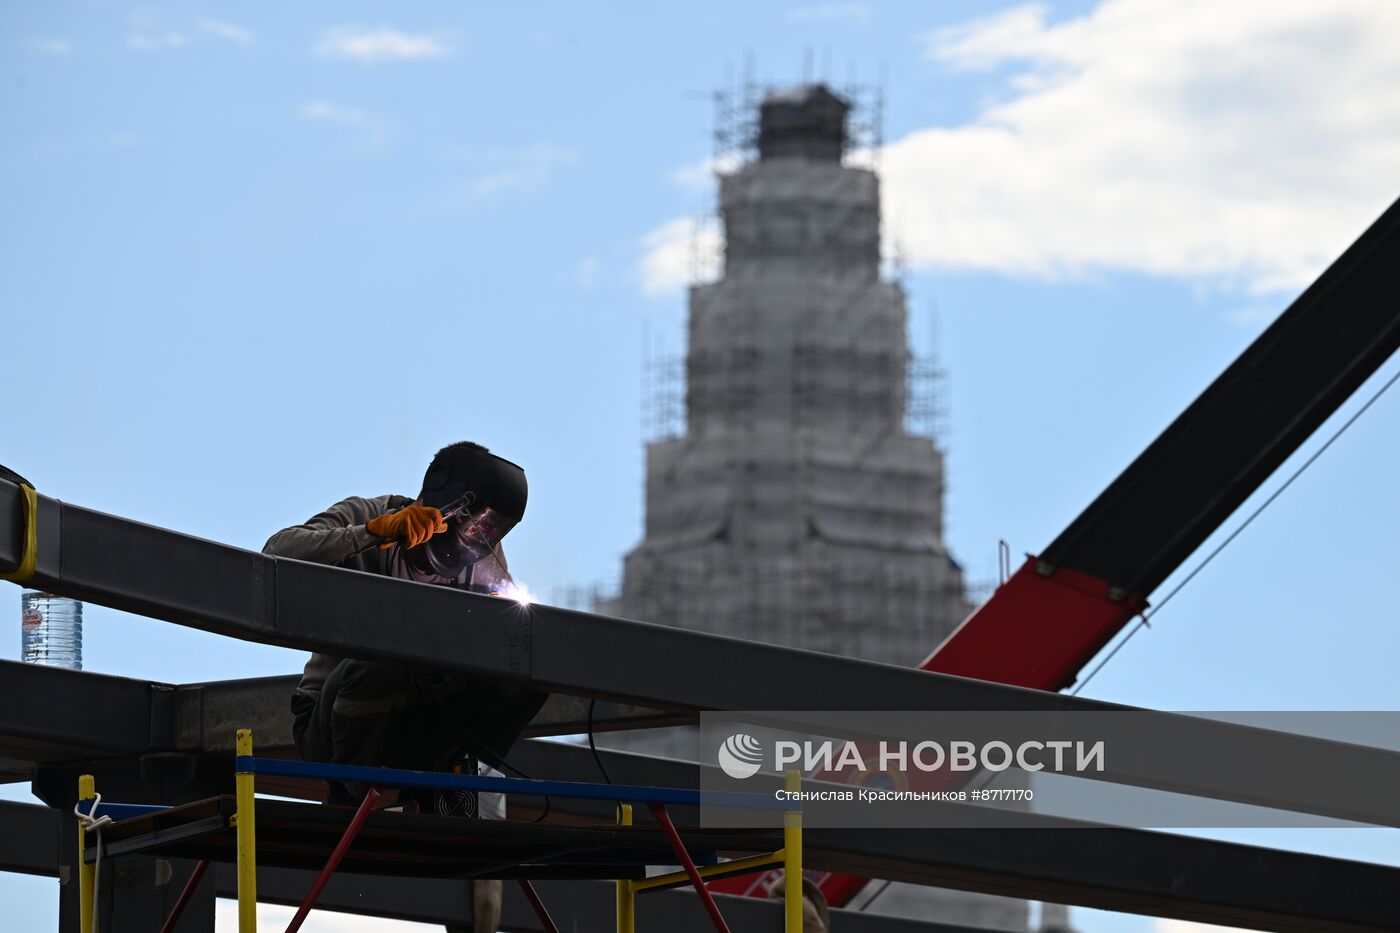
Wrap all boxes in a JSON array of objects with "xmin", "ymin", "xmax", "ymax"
[{"xmin": 403, "ymin": 443, "xmax": 527, "ymax": 581}]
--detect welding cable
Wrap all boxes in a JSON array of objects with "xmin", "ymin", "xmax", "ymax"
[
  {"xmin": 587, "ymin": 698, "xmax": 614, "ymax": 785},
  {"xmin": 1071, "ymin": 362, "xmax": 1400, "ymax": 696},
  {"xmin": 74, "ymin": 793, "xmax": 114, "ymax": 933},
  {"xmin": 588, "ymin": 698, "xmax": 628, "ymax": 825}
]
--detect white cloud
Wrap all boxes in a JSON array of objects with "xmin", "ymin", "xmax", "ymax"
[
  {"xmin": 302, "ymin": 101, "xmax": 385, "ymax": 146},
  {"xmin": 788, "ymin": 3, "xmax": 871, "ymax": 23},
  {"xmin": 315, "ymin": 26, "xmax": 449, "ymax": 62},
  {"xmin": 464, "ymin": 146, "xmax": 577, "ymax": 196},
  {"xmin": 924, "ymin": 3, "xmax": 1051, "ymax": 70},
  {"xmin": 882, "ymin": 0, "xmax": 1400, "ymax": 294},
  {"xmin": 638, "ymin": 216, "xmax": 721, "ymax": 298},
  {"xmin": 29, "ymin": 38, "xmax": 74, "ymax": 56},
  {"xmin": 199, "ymin": 19, "xmax": 253, "ymax": 44},
  {"xmin": 640, "ymin": 1, "xmax": 1400, "ymax": 300}
]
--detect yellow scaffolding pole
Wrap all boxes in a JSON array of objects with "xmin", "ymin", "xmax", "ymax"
[
  {"xmin": 615, "ymin": 803, "xmax": 634, "ymax": 933},
  {"xmin": 784, "ymin": 768, "xmax": 803, "ymax": 933},
  {"xmin": 616, "ymin": 772, "xmax": 804, "ymax": 931},
  {"xmin": 235, "ymin": 728, "xmax": 258, "ymax": 933},
  {"xmin": 77, "ymin": 773, "xmax": 95, "ymax": 933}
]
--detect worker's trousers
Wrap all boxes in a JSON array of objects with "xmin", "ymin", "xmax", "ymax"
[{"xmin": 291, "ymin": 659, "xmax": 547, "ymax": 797}]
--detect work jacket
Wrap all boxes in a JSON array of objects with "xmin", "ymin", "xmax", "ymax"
[{"xmin": 261, "ymin": 494, "xmax": 509, "ymax": 701}]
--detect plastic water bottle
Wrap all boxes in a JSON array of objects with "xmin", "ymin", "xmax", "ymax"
[{"xmin": 20, "ymin": 591, "xmax": 82, "ymax": 670}]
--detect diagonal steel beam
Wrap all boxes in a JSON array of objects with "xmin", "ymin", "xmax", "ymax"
[{"xmin": 1041, "ymin": 195, "xmax": 1400, "ymax": 597}]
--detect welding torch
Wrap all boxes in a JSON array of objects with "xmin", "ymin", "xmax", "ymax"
[{"xmin": 350, "ymin": 492, "xmax": 476, "ymax": 557}]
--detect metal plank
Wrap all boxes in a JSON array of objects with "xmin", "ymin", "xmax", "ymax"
[{"xmin": 85, "ymin": 815, "xmax": 227, "ymax": 861}]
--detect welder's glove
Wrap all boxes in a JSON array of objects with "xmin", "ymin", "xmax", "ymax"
[{"xmin": 366, "ymin": 504, "xmax": 448, "ymax": 550}]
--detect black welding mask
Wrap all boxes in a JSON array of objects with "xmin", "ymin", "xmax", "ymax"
[{"xmin": 403, "ymin": 444, "xmax": 528, "ymax": 582}]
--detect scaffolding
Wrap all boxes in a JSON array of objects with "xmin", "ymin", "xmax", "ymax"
[
  {"xmin": 713, "ymin": 77, "xmax": 883, "ymax": 171},
  {"xmin": 74, "ymin": 735, "xmax": 805, "ymax": 933},
  {"xmin": 621, "ymin": 81, "xmax": 968, "ymax": 675}
]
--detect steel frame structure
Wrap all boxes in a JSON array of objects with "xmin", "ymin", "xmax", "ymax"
[
  {"xmin": 3, "ymin": 192, "xmax": 1399, "ymax": 930},
  {"xmin": 2, "ymin": 598, "xmax": 1400, "ymax": 930},
  {"xmin": 4, "ymin": 491, "xmax": 1400, "ymax": 824}
]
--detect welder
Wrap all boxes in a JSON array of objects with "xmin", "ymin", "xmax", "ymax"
[
  {"xmin": 263, "ymin": 441, "xmax": 545, "ymax": 931},
  {"xmin": 265, "ymin": 440, "xmax": 544, "ymax": 784}
]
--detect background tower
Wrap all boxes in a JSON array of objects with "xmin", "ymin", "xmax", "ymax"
[{"xmin": 609, "ymin": 84, "xmax": 969, "ymax": 666}]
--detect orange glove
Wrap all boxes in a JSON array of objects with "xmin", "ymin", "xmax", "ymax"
[{"xmin": 366, "ymin": 504, "xmax": 447, "ymax": 550}]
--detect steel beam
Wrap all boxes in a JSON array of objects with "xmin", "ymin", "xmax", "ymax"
[
  {"xmin": 418, "ymin": 740, "xmax": 1400, "ymax": 933},
  {"xmin": 0, "ymin": 661, "xmax": 157, "ymax": 773},
  {"xmin": 1040, "ymin": 195, "xmax": 1400, "ymax": 597},
  {"xmin": 802, "ymin": 827, "xmax": 1400, "ymax": 933},
  {"xmin": 5, "ymin": 795, "xmax": 1399, "ymax": 933},
  {"xmin": 522, "ymin": 695, "xmax": 690, "ymax": 737},
  {"xmin": 0, "ymin": 800, "xmax": 59, "ymax": 876},
  {"xmin": 0, "ymin": 660, "xmax": 677, "ymax": 779},
  {"xmin": 1, "ymin": 482, "xmax": 1109, "ymax": 718},
  {"xmin": 5, "ymin": 488, "xmax": 1400, "ymax": 825},
  {"xmin": 0, "ymin": 802, "xmax": 991, "ymax": 933}
]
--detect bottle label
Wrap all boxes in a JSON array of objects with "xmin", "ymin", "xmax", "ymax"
[{"xmin": 21, "ymin": 609, "xmax": 42, "ymax": 629}]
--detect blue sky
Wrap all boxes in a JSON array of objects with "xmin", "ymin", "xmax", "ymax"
[{"xmin": 3, "ymin": 2, "xmax": 1400, "ymax": 930}]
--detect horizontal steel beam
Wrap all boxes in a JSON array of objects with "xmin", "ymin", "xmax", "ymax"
[
  {"xmin": 0, "ymin": 801, "xmax": 60, "ymax": 876},
  {"xmin": 0, "ymin": 802, "xmax": 989, "ymax": 933},
  {"xmin": 0, "ymin": 659, "xmax": 681, "ymax": 782},
  {"xmin": 1, "ymin": 482, "xmax": 1104, "ymax": 716},
  {"xmin": 803, "ymin": 827, "xmax": 1398, "ymax": 933},
  {"xmin": 503, "ymin": 740, "xmax": 1400, "ymax": 932},
  {"xmin": 0, "ymin": 661, "xmax": 158, "ymax": 775},
  {"xmin": 4, "ymin": 791, "xmax": 1398, "ymax": 933},
  {"xmin": 5, "ymin": 483, "xmax": 1400, "ymax": 826}
]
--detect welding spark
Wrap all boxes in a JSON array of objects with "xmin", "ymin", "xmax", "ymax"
[{"xmin": 494, "ymin": 581, "xmax": 534, "ymax": 606}]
